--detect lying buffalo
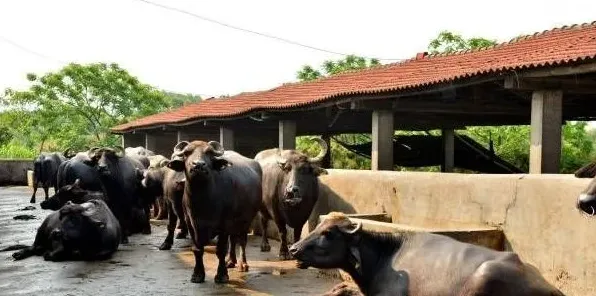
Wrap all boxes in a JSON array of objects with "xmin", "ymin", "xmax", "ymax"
[
  {"xmin": 40, "ymin": 179, "xmax": 105, "ymax": 210},
  {"xmin": 574, "ymin": 162, "xmax": 596, "ymax": 215},
  {"xmin": 89, "ymin": 146, "xmax": 148, "ymax": 242},
  {"xmin": 290, "ymin": 212, "xmax": 565, "ymax": 296},
  {"xmin": 30, "ymin": 151, "xmax": 66, "ymax": 203},
  {"xmin": 255, "ymin": 137, "xmax": 328, "ymax": 260},
  {"xmin": 13, "ymin": 200, "xmax": 121, "ymax": 261},
  {"xmin": 168, "ymin": 140, "xmax": 262, "ymax": 283}
]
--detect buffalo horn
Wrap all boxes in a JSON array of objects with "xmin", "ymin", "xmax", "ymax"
[
  {"xmin": 207, "ymin": 141, "xmax": 224, "ymax": 156},
  {"xmin": 340, "ymin": 221, "xmax": 362, "ymax": 234},
  {"xmin": 307, "ymin": 137, "xmax": 329, "ymax": 163},
  {"xmin": 114, "ymin": 146, "xmax": 125, "ymax": 157}
]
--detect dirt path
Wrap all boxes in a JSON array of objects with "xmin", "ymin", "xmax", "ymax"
[{"xmin": 0, "ymin": 186, "xmax": 341, "ymax": 296}]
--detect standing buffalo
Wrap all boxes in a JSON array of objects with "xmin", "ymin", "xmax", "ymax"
[
  {"xmin": 13, "ymin": 199, "xmax": 121, "ymax": 262},
  {"xmin": 125, "ymin": 146, "xmax": 155, "ymax": 157},
  {"xmin": 145, "ymin": 154, "xmax": 171, "ymax": 220},
  {"xmin": 255, "ymin": 137, "xmax": 329, "ymax": 260},
  {"xmin": 30, "ymin": 151, "xmax": 67, "ymax": 203},
  {"xmin": 574, "ymin": 162, "xmax": 596, "ymax": 215},
  {"xmin": 290, "ymin": 212, "xmax": 565, "ymax": 296},
  {"xmin": 89, "ymin": 146, "xmax": 148, "ymax": 243},
  {"xmin": 167, "ymin": 140, "xmax": 262, "ymax": 283}
]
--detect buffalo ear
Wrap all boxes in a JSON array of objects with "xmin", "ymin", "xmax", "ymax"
[
  {"xmin": 212, "ymin": 157, "xmax": 231, "ymax": 171},
  {"xmin": 575, "ymin": 162, "xmax": 596, "ymax": 178},
  {"xmin": 73, "ymin": 179, "xmax": 81, "ymax": 187},
  {"xmin": 313, "ymin": 166, "xmax": 328, "ymax": 176},
  {"xmin": 167, "ymin": 159, "xmax": 185, "ymax": 172}
]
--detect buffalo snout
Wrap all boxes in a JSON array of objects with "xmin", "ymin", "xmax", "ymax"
[
  {"xmin": 40, "ymin": 198, "xmax": 60, "ymax": 210},
  {"xmin": 577, "ymin": 193, "xmax": 596, "ymax": 215},
  {"xmin": 190, "ymin": 160, "xmax": 208, "ymax": 174},
  {"xmin": 97, "ymin": 164, "xmax": 110, "ymax": 174}
]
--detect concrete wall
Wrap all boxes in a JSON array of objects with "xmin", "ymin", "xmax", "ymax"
[
  {"xmin": 0, "ymin": 159, "xmax": 32, "ymax": 186},
  {"xmin": 255, "ymin": 170, "xmax": 595, "ymax": 295}
]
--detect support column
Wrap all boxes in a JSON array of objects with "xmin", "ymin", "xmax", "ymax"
[
  {"xmin": 441, "ymin": 129, "xmax": 455, "ymax": 172},
  {"xmin": 145, "ymin": 133, "xmax": 157, "ymax": 153},
  {"xmin": 530, "ymin": 90, "xmax": 563, "ymax": 174},
  {"xmin": 371, "ymin": 110, "xmax": 394, "ymax": 171},
  {"xmin": 219, "ymin": 127, "xmax": 234, "ymax": 150},
  {"xmin": 321, "ymin": 134, "xmax": 332, "ymax": 168},
  {"xmin": 177, "ymin": 130, "xmax": 189, "ymax": 143},
  {"xmin": 279, "ymin": 120, "xmax": 296, "ymax": 150}
]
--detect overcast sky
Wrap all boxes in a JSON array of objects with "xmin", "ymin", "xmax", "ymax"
[{"xmin": 1, "ymin": 0, "xmax": 595, "ymax": 98}]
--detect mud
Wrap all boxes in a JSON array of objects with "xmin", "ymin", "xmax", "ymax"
[{"xmin": 0, "ymin": 186, "xmax": 341, "ymax": 296}]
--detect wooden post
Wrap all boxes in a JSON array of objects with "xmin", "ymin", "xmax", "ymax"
[
  {"xmin": 371, "ymin": 110, "xmax": 394, "ymax": 171},
  {"xmin": 279, "ymin": 120, "xmax": 296, "ymax": 150},
  {"xmin": 530, "ymin": 90, "xmax": 563, "ymax": 174},
  {"xmin": 177, "ymin": 130, "xmax": 189, "ymax": 143},
  {"xmin": 219, "ymin": 127, "xmax": 234, "ymax": 150},
  {"xmin": 145, "ymin": 133, "xmax": 157, "ymax": 152},
  {"xmin": 441, "ymin": 129, "xmax": 455, "ymax": 172}
]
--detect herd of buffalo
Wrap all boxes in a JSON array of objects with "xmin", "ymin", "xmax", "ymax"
[{"xmin": 6, "ymin": 136, "xmax": 596, "ymax": 295}]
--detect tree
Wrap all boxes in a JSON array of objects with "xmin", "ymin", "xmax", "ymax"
[
  {"xmin": 428, "ymin": 31, "xmax": 497, "ymax": 54},
  {"xmin": 3, "ymin": 62, "xmax": 170, "ymax": 150},
  {"xmin": 297, "ymin": 55, "xmax": 380, "ymax": 81},
  {"xmin": 163, "ymin": 90, "xmax": 202, "ymax": 108}
]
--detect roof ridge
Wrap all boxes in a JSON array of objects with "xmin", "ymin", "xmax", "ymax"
[{"xmin": 425, "ymin": 20, "xmax": 596, "ymax": 59}]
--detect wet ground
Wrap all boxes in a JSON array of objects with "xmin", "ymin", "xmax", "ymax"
[{"xmin": 0, "ymin": 186, "xmax": 341, "ymax": 296}]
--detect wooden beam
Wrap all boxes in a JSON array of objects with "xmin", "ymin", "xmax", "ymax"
[
  {"xmin": 350, "ymin": 99, "xmax": 395, "ymax": 110},
  {"xmin": 517, "ymin": 62, "xmax": 596, "ymax": 78},
  {"xmin": 504, "ymin": 76, "xmax": 596, "ymax": 93}
]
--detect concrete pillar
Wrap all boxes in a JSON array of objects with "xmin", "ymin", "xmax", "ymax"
[
  {"xmin": 371, "ymin": 110, "xmax": 394, "ymax": 171},
  {"xmin": 279, "ymin": 120, "xmax": 296, "ymax": 150},
  {"xmin": 529, "ymin": 90, "xmax": 563, "ymax": 174},
  {"xmin": 321, "ymin": 134, "xmax": 332, "ymax": 168},
  {"xmin": 177, "ymin": 130, "xmax": 189, "ymax": 143},
  {"xmin": 219, "ymin": 127, "xmax": 234, "ymax": 150},
  {"xmin": 145, "ymin": 133, "xmax": 157, "ymax": 153},
  {"xmin": 441, "ymin": 129, "xmax": 455, "ymax": 172}
]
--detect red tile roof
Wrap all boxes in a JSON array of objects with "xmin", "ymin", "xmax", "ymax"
[{"xmin": 112, "ymin": 21, "xmax": 596, "ymax": 133}]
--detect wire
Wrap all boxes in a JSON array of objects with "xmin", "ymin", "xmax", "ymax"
[
  {"xmin": 0, "ymin": 35, "xmax": 65, "ymax": 64},
  {"xmin": 130, "ymin": 0, "xmax": 408, "ymax": 61}
]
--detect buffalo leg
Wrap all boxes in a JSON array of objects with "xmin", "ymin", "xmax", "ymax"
[
  {"xmin": 159, "ymin": 204, "xmax": 177, "ymax": 250},
  {"xmin": 173, "ymin": 196, "xmax": 188, "ymax": 239},
  {"xmin": 190, "ymin": 226, "xmax": 209, "ymax": 283},
  {"xmin": 156, "ymin": 197, "xmax": 168, "ymax": 220},
  {"xmin": 237, "ymin": 232, "xmax": 249, "ymax": 272},
  {"xmin": 274, "ymin": 216, "xmax": 291, "ymax": 260},
  {"xmin": 226, "ymin": 236, "xmax": 237, "ymax": 268},
  {"xmin": 214, "ymin": 232, "xmax": 229, "ymax": 284},
  {"xmin": 142, "ymin": 204, "xmax": 152, "ymax": 235},
  {"xmin": 30, "ymin": 182, "xmax": 38, "ymax": 204},
  {"xmin": 43, "ymin": 185, "xmax": 49, "ymax": 201},
  {"xmin": 293, "ymin": 224, "xmax": 303, "ymax": 245},
  {"xmin": 259, "ymin": 210, "xmax": 271, "ymax": 252},
  {"xmin": 43, "ymin": 245, "xmax": 67, "ymax": 262}
]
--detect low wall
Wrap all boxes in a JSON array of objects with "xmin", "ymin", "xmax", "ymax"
[
  {"xmin": 0, "ymin": 159, "xmax": 32, "ymax": 186},
  {"xmin": 255, "ymin": 170, "xmax": 595, "ymax": 295}
]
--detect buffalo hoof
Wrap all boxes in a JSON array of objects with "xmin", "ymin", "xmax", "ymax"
[
  {"xmin": 121, "ymin": 237, "xmax": 129, "ymax": 244},
  {"xmin": 159, "ymin": 241, "xmax": 172, "ymax": 251},
  {"xmin": 156, "ymin": 213, "xmax": 168, "ymax": 220},
  {"xmin": 175, "ymin": 232, "xmax": 187, "ymax": 239},
  {"xmin": 190, "ymin": 272, "xmax": 205, "ymax": 283},
  {"xmin": 278, "ymin": 251, "xmax": 292, "ymax": 261},
  {"xmin": 238, "ymin": 262, "xmax": 249, "ymax": 272},
  {"xmin": 260, "ymin": 243, "xmax": 271, "ymax": 252},
  {"xmin": 296, "ymin": 260, "xmax": 309, "ymax": 269},
  {"xmin": 12, "ymin": 250, "xmax": 28, "ymax": 261},
  {"xmin": 29, "ymin": 197, "xmax": 35, "ymax": 204},
  {"xmin": 225, "ymin": 259, "xmax": 236, "ymax": 268},
  {"xmin": 214, "ymin": 273, "xmax": 229, "ymax": 284}
]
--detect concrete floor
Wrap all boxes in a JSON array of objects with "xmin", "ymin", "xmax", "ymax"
[{"xmin": 0, "ymin": 186, "xmax": 341, "ymax": 296}]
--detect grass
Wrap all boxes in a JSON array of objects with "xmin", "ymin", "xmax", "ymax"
[{"xmin": 0, "ymin": 143, "xmax": 37, "ymax": 159}]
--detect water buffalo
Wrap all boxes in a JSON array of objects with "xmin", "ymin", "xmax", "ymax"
[
  {"xmin": 125, "ymin": 146, "xmax": 155, "ymax": 157},
  {"xmin": 89, "ymin": 146, "xmax": 148, "ymax": 243},
  {"xmin": 144, "ymin": 154, "xmax": 171, "ymax": 219},
  {"xmin": 168, "ymin": 140, "xmax": 262, "ymax": 283},
  {"xmin": 255, "ymin": 137, "xmax": 329, "ymax": 260},
  {"xmin": 141, "ymin": 162, "xmax": 187, "ymax": 250},
  {"xmin": 290, "ymin": 212, "xmax": 565, "ymax": 296},
  {"xmin": 30, "ymin": 151, "xmax": 67, "ymax": 203},
  {"xmin": 574, "ymin": 162, "xmax": 596, "ymax": 215},
  {"xmin": 40, "ymin": 179, "xmax": 105, "ymax": 210},
  {"xmin": 12, "ymin": 199, "xmax": 121, "ymax": 261},
  {"xmin": 55, "ymin": 151, "xmax": 104, "ymax": 192}
]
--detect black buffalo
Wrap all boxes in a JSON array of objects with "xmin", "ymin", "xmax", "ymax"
[
  {"xmin": 141, "ymin": 161, "xmax": 187, "ymax": 250},
  {"xmin": 574, "ymin": 162, "xmax": 596, "ymax": 215},
  {"xmin": 30, "ymin": 151, "xmax": 67, "ymax": 203},
  {"xmin": 13, "ymin": 199, "xmax": 121, "ymax": 261},
  {"xmin": 290, "ymin": 212, "xmax": 565, "ymax": 296},
  {"xmin": 55, "ymin": 151, "xmax": 104, "ymax": 192},
  {"xmin": 168, "ymin": 140, "xmax": 262, "ymax": 283},
  {"xmin": 89, "ymin": 146, "xmax": 149, "ymax": 243},
  {"xmin": 255, "ymin": 137, "xmax": 328, "ymax": 260},
  {"xmin": 40, "ymin": 179, "xmax": 105, "ymax": 210}
]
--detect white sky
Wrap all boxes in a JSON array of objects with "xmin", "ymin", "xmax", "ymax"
[{"xmin": 1, "ymin": 0, "xmax": 596, "ymax": 98}]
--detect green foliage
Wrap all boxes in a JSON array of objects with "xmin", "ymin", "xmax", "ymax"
[
  {"xmin": 296, "ymin": 135, "xmax": 371, "ymax": 170},
  {"xmin": 297, "ymin": 55, "xmax": 380, "ymax": 81},
  {"xmin": 0, "ymin": 142, "xmax": 37, "ymax": 159},
  {"xmin": 163, "ymin": 91, "xmax": 202, "ymax": 108},
  {"xmin": 428, "ymin": 31, "xmax": 497, "ymax": 54},
  {"xmin": 2, "ymin": 62, "xmax": 170, "ymax": 150}
]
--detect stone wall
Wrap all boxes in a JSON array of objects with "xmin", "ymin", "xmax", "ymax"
[{"xmin": 0, "ymin": 159, "xmax": 32, "ymax": 186}]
